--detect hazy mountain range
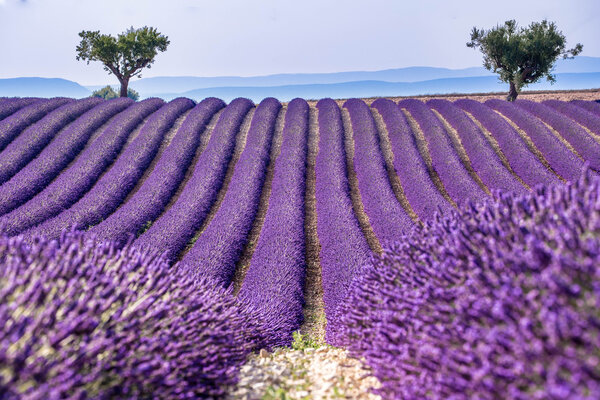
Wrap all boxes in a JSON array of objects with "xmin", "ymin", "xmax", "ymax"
[{"xmin": 2, "ymin": 56, "xmax": 600, "ymax": 101}]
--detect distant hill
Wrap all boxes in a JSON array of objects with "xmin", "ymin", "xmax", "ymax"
[
  {"xmin": 0, "ymin": 77, "xmax": 91, "ymax": 98},
  {"xmin": 119, "ymin": 56, "xmax": 600, "ymax": 98},
  {"xmin": 162, "ymin": 72, "xmax": 600, "ymax": 103}
]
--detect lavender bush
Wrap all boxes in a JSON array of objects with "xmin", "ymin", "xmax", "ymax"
[
  {"xmin": 135, "ymin": 98, "xmax": 254, "ymax": 261},
  {"xmin": 337, "ymin": 168, "xmax": 600, "ymax": 399},
  {"xmin": 399, "ymin": 99, "xmax": 487, "ymax": 205},
  {"xmin": 238, "ymin": 98, "xmax": 308, "ymax": 346},
  {"xmin": 182, "ymin": 97, "xmax": 281, "ymax": 285},
  {"xmin": 0, "ymin": 232, "xmax": 272, "ymax": 399},
  {"xmin": 544, "ymin": 99, "xmax": 600, "ymax": 137},
  {"xmin": 0, "ymin": 98, "xmax": 164, "ymax": 236},
  {"xmin": 0, "ymin": 97, "xmax": 40, "ymax": 121},
  {"xmin": 343, "ymin": 98, "xmax": 413, "ymax": 240},
  {"xmin": 371, "ymin": 98, "xmax": 452, "ymax": 221},
  {"xmin": 314, "ymin": 98, "xmax": 372, "ymax": 344},
  {"xmin": 486, "ymin": 99, "xmax": 583, "ymax": 181},
  {"xmin": 428, "ymin": 99, "xmax": 526, "ymax": 194},
  {"xmin": 27, "ymin": 98, "xmax": 194, "ymax": 241},
  {"xmin": 515, "ymin": 99, "xmax": 600, "ymax": 170},
  {"xmin": 455, "ymin": 99, "xmax": 558, "ymax": 188},
  {"xmin": 571, "ymin": 99, "xmax": 600, "ymax": 117},
  {"xmin": 0, "ymin": 97, "xmax": 101, "ymax": 185},
  {"xmin": 0, "ymin": 98, "xmax": 132, "ymax": 216},
  {"xmin": 88, "ymin": 97, "xmax": 225, "ymax": 247}
]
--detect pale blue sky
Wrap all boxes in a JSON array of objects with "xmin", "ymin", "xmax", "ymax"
[{"xmin": 1, "ymin": 0, "xmax": 598, "ymax": 85}]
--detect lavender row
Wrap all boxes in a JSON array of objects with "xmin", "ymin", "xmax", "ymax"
[
  {"xmin": 454, "ymin": 99, "xmax": 558, "ymax": 187},
  {"xmin": 343, "ymin": 99, "xmax": 413, "ymax": 241},
  {"xmin": 0, "ymin": 98, "xmax": 164, "ymax": 236},
  {"xmin": 0, "ymin": 97, "xmax": 102, "ymax": 185},
  {"xmin": 181, "ymin": 97, "xmax": 281, "ymax": 285},
  {"xmin": 0, "ymin": 232, "xmax": 273, "ymax": 398},
  {"xmin": 0, "ymin": 97, "xmax": 71, "ymax": 153},
  {"xmin": 238, "ymin": 98, "xmax": 309, "ymax": 346},
  {"xmin": 400, "ymin": 99, "xmax": 487, "ymax": 205},
  {"xmin": 486, "ymin": 99, "xmax": 583, "ymax": 181},
  {"xmin": 571, "ymin": 99, "xmax": 600, "ymax": 118},
  {"xmin": 314, "ymin": 99, "xmax": 372, "ymax": 345},
  {"xmin": 134, "ymin": 98, "xmax": 254, "ymax": 261},
  {"xmin": 0, "ymin": 98, "xmax": 133, "ymax": 217},
  {"xmin": 27, "ymin": 98, "xmax": 194, "ymax": 241},
  {"xmin": 0, "ymin": 97, "xmax": 40, "ymax": 121},
  {"xmin": 515, "ymin": 99, "xmax": 600, "ymax": 170},
  {"xmin": 371, "ymin": 99, "xmax": 452, "ymax": 221},
  {"xmin": 544, "ymin": 99, "xmax": 600, "ymax": 137},
  {"xmin": 88, "ymin": 98, "xmax": 225, "ymax": 247},
  {"xmin": 428, "ymin": 99, "xmax": 527, "ymax": 194},
  {"xmin": 337, "ymin": 169, "xmax": 600, "ymax": 399}
]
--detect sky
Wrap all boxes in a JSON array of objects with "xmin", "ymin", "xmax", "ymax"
[{"xmin": 0, "ymin": 0, "xmax": 598, "ymax": 85}]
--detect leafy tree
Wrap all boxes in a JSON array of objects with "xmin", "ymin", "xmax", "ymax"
[
  {"xmin": 76, "ymin": 26, "xmax": 169, "ymax": 98},
  {"xmin": 467, "ymin": 20, "xmax": 583, "ymax": 101},
  {"xmin": 92, "ymin": 85, "xmax": 140, "ymax": 101}
]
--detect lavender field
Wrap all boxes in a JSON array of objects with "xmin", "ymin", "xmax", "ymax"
[{"xmin": 1, "ymin": 95, "xmax": 599, "ymax": 398}]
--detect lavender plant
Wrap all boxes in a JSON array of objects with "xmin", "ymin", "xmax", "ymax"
[
  {"xmin": 0, "ymin": 232, "xmax": 272, "ymax": 399},
  {"xmin": 0, "ymin": 98, "xmax": 133, "ymax": 217},
  {"xmin": 0, "ymin": 97, "xmax": 40, "ymax": 121},
  {"xmin": 455, "ymin": 99, "xmax": 558, "ymax": 187},
  {"xmin": 27, "ymin": 98, "xmax": 194, "ymax": 241},
  {"xmin": 428, "ymin": 99, "xmax": 527, "ymax": 194},
  {"xmin": 0, "ymin": 98, "xmax": 71, "ymax": 152},
  {"xmin": 0, "ymin": 98, "xmax": 164, "ymax": 236},
  {"xmin": 337, "ymin": 168, "xmax": 600, "ymax": 399},
  {"xmin": 134, "ymin": 98, "xmax": 254, "ymax": 261},
  {"xmin": 182, "ymin": 97, "xmax": 281, "ymax": 285},
  {"xmin": 238, "ymin": 98, "xmax": 309, "ymax": 346},
  {"xmin": 343, "ymin": 98, "xmax": 413, "ymax": 240},
  {"xmin": 399, "ymin": 99, "xmax": 487, "ymax": 205},
  {"xmin": 88, "ymin": 97, "xmax": 225, "ymax": 247},
  {"xmin": 486, "ymin": 98, "xmax": 583, "ymax": 181},
  {"xmin": 0, "ymin": 97, "xmax": 101, "ymax": 185},
  {"xmin": 515, "ymin": 99, "xmax": 600, "ymax": 170},
  {"xmin": 544, "ymin": 99, "xmax": 600, "ymax": 137},
  {"xmin": 314, "ymin": 98, "xmax": 372, "ymax": 344},
  {"xmin": 371, "ymin": 98, "xmax": 452, "ymax": 221},
  {"xmin": 571, "ymin": 99, "xmax": 600, "ymax": 117}
]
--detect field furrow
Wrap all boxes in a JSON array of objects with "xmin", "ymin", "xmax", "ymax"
[{"xmin": 0, "ymin": 98, "xmax": 41, "ymax": 121}]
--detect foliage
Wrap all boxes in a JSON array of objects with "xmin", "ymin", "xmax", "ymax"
[
  {"xmin": 92, "ymin": 85, "xmax": 140, "ymax": 101},
  {"xmin": 76, "ymin": 26, "xmax": 169, "ymax": 97},
  {"xmin": 290, "ymin": 331, "xmax": 320, "ymax": 351},
  {"xmin": 337, "ymin": 168, "xmax": 600, "ymax": 399},
  {"xmin": 0, "ymin": 231, "xmax": 273, "ymax": 399},
  {"xmin": 467, "ymin": 20, "xmax": 583, "ymax": 100}
]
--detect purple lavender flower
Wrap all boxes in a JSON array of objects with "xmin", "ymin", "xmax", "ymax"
[
  {"xmin": 0, "ymin": 231, "xmax": 273, "ymax": 399},
  {"xmin": 337, "ymin": 167, "xmax": 600, "ymax": 399}
]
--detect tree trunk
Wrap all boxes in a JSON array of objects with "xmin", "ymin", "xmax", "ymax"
[
  {"xmin": 119, "ymin": 78, "xmax": 129, "ymax": 98},
  {"xmin": 506, "ymin": 81, "xmax": 518, "ymax": 101}
]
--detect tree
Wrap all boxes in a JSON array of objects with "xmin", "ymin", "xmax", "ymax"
[
  {"xmin": 467, "ymin": 20, "xmax": 583, "ymax": 101},
  {"xmin": 92, "ymin": 85, "xmax": 140, "ymax": 101},
  {"xmin": 76, "ymin": 26, "xmax": 169, "ymax": 98}
]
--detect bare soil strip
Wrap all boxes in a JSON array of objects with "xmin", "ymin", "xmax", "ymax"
[
  {"xmin": 232, "ymin": 106, "xmax": 287, "ymax": 294},
  {"xmin": 370, "ymin": 107, "xmax": 420, "ymax": 223},
  {"xmin": 117, "ymin": 109, "xmax": 192, "ymax": 208},
  {"xmin": 300, "ymin": 105, "xmax": 326, "ymax": 343},
  {"xmin": 340, "ymin": 106, "xmax": 382, "ymax": 254},
  {"xmin": 463, "ymin": 111, "xmax": 530, "ymax": 190},
  {"xmin": 401, "ymin": 108, "xmax": 458, "ymax": 208},
  {"xmin": 159, "ymin": 108, "xmax": 223, "ymax": 216},
  {"xmin": 179, "ymin": 107, "xmax": 255, "ymax": 258},
  {"xmin": 432, "ymin": 109, "xmax": 491, "ymax": 195},
  {"xmin": 536, "ymin": 118, "xmax": 585, "ymax": 161},
  {"xmin": 493, "ymin": 109, "xmax": 565, "ymax": 181}
]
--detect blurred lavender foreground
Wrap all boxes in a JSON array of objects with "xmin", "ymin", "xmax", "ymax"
[
  {"xmin": 0, "ymin": 232, "xmax": 273, "ymax": 399},
  {"xmin": 337, "ymin": 168, "xmax": 600, "ymax": 400}
]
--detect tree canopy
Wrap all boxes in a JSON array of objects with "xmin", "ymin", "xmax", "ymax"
[
  {"xmin": 467, "ymin": 20, "xmax": 583, "ymax": 101},
  {"xmin": 76, "ymin": 26, "xmax": 169, "ymax": 97},
  {"xmin": 92, "ymin": 85, "xmax": 139, "ymax": 101}
]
